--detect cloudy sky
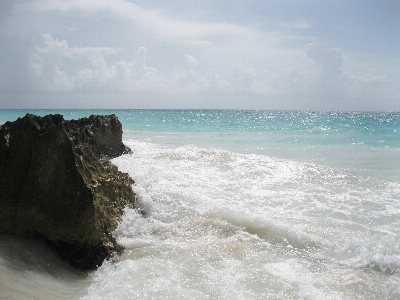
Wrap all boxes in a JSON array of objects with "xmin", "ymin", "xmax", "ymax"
[{"xmin": 0, "ymin": 0, "xmax": 399, "ymax": 111}]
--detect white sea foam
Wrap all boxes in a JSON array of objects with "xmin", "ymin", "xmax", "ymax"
[{"xmin": 76, "ymin": 139, "xmax": 400, "ymax": 299}]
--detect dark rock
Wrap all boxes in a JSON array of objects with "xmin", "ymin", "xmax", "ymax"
[
  {"xmin": 0, "ymin": 114, "xmax": 136, "ymax": 270},
  {"xmin": 64, "ymin": 114, "xmax": 132, "ymax": 159}
]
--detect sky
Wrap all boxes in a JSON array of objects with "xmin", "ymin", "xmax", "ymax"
[{"xmin": 0, "ymin": 0, "xmax": 399, "ymax": 111}]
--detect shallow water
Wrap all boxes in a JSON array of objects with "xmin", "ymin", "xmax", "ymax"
[
  {"xmin": 0, "ymin": 234, "xmax": 89, "ymax": 300},
  {"xmin": 0, "ymin": 110, "xmax": 399, "ymax": 299}
]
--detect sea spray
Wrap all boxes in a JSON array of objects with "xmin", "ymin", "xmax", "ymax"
[{"xmin": 80, "ymin": 138, "xmax": 400, "ymax": 299}]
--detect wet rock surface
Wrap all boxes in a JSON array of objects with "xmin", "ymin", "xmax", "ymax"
[{"xmin": 0, "ymin": 114, "xmax": 136, "ymax": 270}]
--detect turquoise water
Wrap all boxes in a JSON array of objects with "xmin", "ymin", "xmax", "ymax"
[
  {"xmin": 1, "ymin": 109, "xmax": 399, "ymax": 180},
  {"xmin": 1, "ymin": 109, "xmax": 400, "ymax": 299},
  {"xmin": 2, "ymin": 109, "xmax": 399, "ymax": 147}
]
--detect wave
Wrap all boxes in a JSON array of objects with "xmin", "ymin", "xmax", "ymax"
[
  {"xmin": 113, "ymin": 139, "xmax": 400, "ymax": 251},
  {"xmin": 103, "ymin": 139, "xmax": 400, "ymax": 299}
]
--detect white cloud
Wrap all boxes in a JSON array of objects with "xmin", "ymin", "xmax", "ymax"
[
  {"xmin": 32, "ymin": 35, "xmax": 387, "ymax": 107},
  {"xmin": 27, "ymin": 0, "xmax": 257, "ymax": 43},
  {"xmin": 30, "ymin": 53, "xmax": 43, "ymax": 78},
  {"xmin": 279, "ymin": 18, "xmax": 311, "ymax": 30},
  {"xmin": 305, "ymin": 42, "xmax": 344, "ymax": 80},
  {"xmin": 27, "ymin": 34, "xmax": 212, "ymax": 94},
  {"xmin": 209, "ymin": 69, "xmax": 234, "ymax": 93},
  {"xmin": 77, "ymin": 69, "xmax": 93, "ymax": 81},
  {"xmin": 21, "ymin": 32, "xmax": 396, "ymax": 111},
  {"xmin": 184, "ymin": 54, "xmax": 198, "ymax": 66},
  {"xmin": 28, "ymin": 34, "xmax": 154, "ymax": 92},
  {"xmin": 2, "ymin": 1, "xmax": 398, "ymax": 110},
  {"xmin": 230, "ymin": 64, "xmax": 257, "ymax": 89}
]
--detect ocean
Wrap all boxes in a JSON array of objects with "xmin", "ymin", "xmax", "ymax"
[{"xmin": 1, "ymin": 109, "xmax": 399, "ymax": 299}]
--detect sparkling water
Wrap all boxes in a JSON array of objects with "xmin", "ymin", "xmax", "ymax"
[{"xmin": 1, "ymin": 110, "xmax": 399, "ymax": 299}]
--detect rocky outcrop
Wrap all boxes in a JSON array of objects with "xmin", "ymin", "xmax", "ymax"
[{"xmin": 0, "ymin": 114, "xmax": 136, "ymax": 270}]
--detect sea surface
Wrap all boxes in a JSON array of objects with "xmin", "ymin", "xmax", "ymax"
[{"xmin": 0, "ymin": 109, "xmax": 400, "ymax": 299}]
